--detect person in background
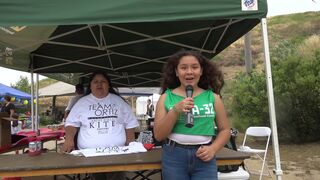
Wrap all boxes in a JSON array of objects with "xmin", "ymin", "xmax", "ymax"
[
  {"xmin": 63, "ymin": 83, "xmax": 84, "ymax": 120},
  {"xmin": 146, "ymin": 99, "xmax": 154, "ymax": 117},
  {"xmin": 1, "ymin": 95, "xmax": 24, "ymax": 141},
  {"xmin": 1, "ymin": 95, "xmax": 19, "ymax": 127},
  {"xmin": 62, "ymin": 71, "xmax": 139, "ymax": 180},
  {"xmin": 154, "ymin": 50, "xmax": 230, "ymax": 180}
]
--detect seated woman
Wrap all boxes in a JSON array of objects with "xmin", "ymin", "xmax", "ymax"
[{"xmin": 61, "ymin": 71, "xmax": 139, "ymax": 180}]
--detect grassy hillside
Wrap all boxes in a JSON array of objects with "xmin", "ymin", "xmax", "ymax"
[
  {"xmin": 213, "ymin": 11, "xmax": 320, "ymax": 80},
  {"xmin": 215, "ymin": 11, "xmax": 320, "ymax": 127},
  {"xmin": 38, "ymin": 78, "xmax": 58, "ymax": 89}
]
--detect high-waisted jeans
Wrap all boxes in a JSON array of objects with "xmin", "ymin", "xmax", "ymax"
[{"xmin": 162, "ymin": 143, "xmax": 218, "ymax": 180}]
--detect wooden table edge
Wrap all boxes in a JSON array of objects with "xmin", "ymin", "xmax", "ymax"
[
  {"xmin": 217, "ymin": 159, "xmax": 244, "ymax": 166},
  {"xmin": 0, "ymin": 163, "xmax": 161, "ymax": 177},
  {"xmin": 1, "ymin": 117, "xmax": 19, "ymax": 121},
  {"xmin": 0, "ymin": 158, "xmax": 245, "ymax": 177}
]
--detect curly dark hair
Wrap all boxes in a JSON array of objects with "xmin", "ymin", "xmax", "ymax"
[{"xmin": 160, "ymin": 50, "xmax": 224, "ymax": 95}]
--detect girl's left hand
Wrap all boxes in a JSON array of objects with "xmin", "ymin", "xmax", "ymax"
[{"xmin": 196, "ymin": 145, "xmax": 216, "ymax": 162}]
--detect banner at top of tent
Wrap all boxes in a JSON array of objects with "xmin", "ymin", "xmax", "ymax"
[{"xmin": 0, "ymin": 0, "xmax": 267, "ymax": 26}]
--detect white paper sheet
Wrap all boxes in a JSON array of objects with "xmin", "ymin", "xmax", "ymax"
[{"xmin": 69, "ymin": 142, "xmax": 147, "ymax": 157}]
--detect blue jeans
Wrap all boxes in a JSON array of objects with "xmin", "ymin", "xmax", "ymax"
[{"xmin": 162, "ymin": 144, "xmax": 218, "ymax": 180}]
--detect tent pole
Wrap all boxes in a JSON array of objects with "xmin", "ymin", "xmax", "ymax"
[
  {"xmin": 244, "ymin": 32, "xmax": 252, "ymax": 74},
  {"xmin": 30, "ymin": 72, "xmax": 34, "ymax": 131},
  {"xmin": 131, "ymin": 96, "xmax": 134, "ymax": 112},
  {"xmin": 35, "ymin": 74, "xmax": 39, "ymax": 135},
  {"xmin": 261, "ymin": 18, "xmax": 283, "ymax": 179}
]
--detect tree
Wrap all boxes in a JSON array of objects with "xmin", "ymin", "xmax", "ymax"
[
  {"xmin": 231, "ymin": 37, "xmax": 320, "ymax": 143},
  {"xmin": 11, "ymin": 76, "xmax": 31, "ymax": 93}
]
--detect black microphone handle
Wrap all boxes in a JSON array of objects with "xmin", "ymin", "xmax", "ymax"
[
  {"xmin": 185, "ymin": 112, "xmax": 194, "ymax": 128},
  {"xmin": 185, "ymin": 85, "xmax": 194, "ymax": 128},
  {"xmin": 186, "ymin": 88, "xmax": 193, "ymax": 98}
]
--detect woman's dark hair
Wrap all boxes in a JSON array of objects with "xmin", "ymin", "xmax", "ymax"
[
  {"xmin": 75, "ymin": 83, "xmax": 84, "ymax": 94},
  {"xmin": 87, "ymin": 71, "xmax": 121, "ymax": 97},
  {"xmin": 160, "ymin": 50, "xmax": 224, "ymax": 95},
  {"xmin": 4, "ymin": 95, "xmax": 11, "ymax": 102}
]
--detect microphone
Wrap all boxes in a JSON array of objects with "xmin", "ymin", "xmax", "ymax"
[{"xmin": 185, "ymin": 85, "xmax": 194, "ymax": 128}]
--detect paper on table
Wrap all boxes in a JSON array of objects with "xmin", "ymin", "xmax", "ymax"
[{"xmin": 69, "ymin": 142, "xmax": 147, "ymax": 157}]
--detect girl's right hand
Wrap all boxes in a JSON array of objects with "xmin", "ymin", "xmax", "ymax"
[{"xmin": 175, "ymin": 97, "xmax": 194, "ymax": 113}]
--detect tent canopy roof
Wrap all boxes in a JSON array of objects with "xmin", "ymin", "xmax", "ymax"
[
  {"xmin": 0, "ymin": 0, "xmax": 267, "ymax": 87},
  {"xmin": 0, "ymin": 83, "xmax": 31, "ymax": 99}
]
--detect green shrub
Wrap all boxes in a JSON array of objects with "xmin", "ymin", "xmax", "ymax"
[
  {"xmin": 39, "ymin": 115, "xmax": 58, "ymax": 126},
  {"xmin": 231, "ymin": 48, "xmax": 320, "ymax": 143},
  {"xmin": 272, "ymin": 50, "xmax": 320, "ymax": 142},
  {"xmin": 231, "ymin": 72, "xmax": 269, "ymax": 132}
]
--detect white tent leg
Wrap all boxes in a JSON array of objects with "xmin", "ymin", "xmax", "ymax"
[
  {"xmin": 261, "ymin": 18, "xmax": 283, "ymax": 180},
  {"xmin": 35, "ymin": 74, "xmax": 39, "ymax": 135},
  {"xmin": 31, "ymin": 72, "xmax": 35, "ymax": 131}
]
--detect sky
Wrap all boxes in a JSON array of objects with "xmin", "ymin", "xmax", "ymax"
[
  {"xmin": 267, "ymin": 0, "xmax": 320, "ymax": 17},
  {"xmin": 0, "ymin": 0, "xmax": 319, "ymax": 86}
]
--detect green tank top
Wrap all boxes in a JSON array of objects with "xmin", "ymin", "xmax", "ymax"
[{"xmin": 164, "ymin": 89, "xmax": 216, "ymax": 136}]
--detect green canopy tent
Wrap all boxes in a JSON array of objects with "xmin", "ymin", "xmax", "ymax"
[
  {"xmin": 0, "ymin": 21, "xmax": 260, "ymax": 86},
  {"xmin": 0, "ymin": 0, "xmax": 282, "ymax": 178},
  {"xmin": 0, "ymin": 0, "xmax": 267, "ymax": 87}
]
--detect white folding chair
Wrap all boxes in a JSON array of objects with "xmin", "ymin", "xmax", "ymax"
[
  {"xmin": 218, "ymin": 166, "xmax": 250, "ymax": 180},
  {"xmin": 238, "ymin": 127, "xmax": 272, "ymax": 180}
]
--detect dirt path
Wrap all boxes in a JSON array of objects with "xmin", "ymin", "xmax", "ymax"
[
  {"xmin": 264, "ymin": 142, "xmax": 320, "ymax": 180},
  {"xmin": 234, "ymin": 131, "xmax": 320, "ymax": 180}
]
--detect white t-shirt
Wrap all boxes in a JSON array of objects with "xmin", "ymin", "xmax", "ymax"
[
  {"xmin": 65, "ymin": 94, "xmax": 83, "ymax": 111},
  {"xmin": 65, "ymin": 93, "xmax": 139, "ymax": 149}
]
